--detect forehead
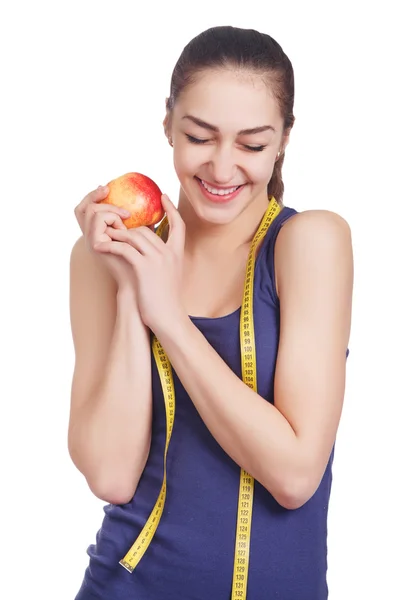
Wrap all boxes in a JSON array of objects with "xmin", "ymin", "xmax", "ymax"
[{"xmin": 175, "ymin": 68, "xmax": 282, "ymax": 130}]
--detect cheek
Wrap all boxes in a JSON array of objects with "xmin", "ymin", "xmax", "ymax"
[
  {"xmin": 173, "ymin": 145, "xmax": 206, "ymax": 177},
  {"xmin": 253, "ymin": 164, "xmax": 274, "ymax": 184},
  {"xmin": 245, "ymin": 155, "xmax": 275, "ymax": 185}
]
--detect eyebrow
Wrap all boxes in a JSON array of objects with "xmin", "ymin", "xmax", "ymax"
[{"xmin": 182, "ymin": 114, "xmax": 276, "ymax": 135}]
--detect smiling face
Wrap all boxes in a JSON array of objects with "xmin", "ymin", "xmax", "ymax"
[{"xmin": 165, "ymin": 68, "xmax": 290, "ymax": 225}]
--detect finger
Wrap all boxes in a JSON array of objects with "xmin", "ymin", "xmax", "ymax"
[
  {"xmin": 75, "ymin": 186, "xmax": 121, "ymax": 234},
  {"xmin": 130, "ymin": 225, "xmax": 166, "ymax": 250},
  {"xmin": 85, "ymin": 202, "xmax": 130, "ymax": 222},
  {"xmin": 106, "ymin": 227, "xmax": 161, "ymax": 256},
  {"xmin": 76, "ymin": 185, "xmax": 110, "ymax": 214},
  {"xmin": 94, "ymin": 240, "xmax": 141, "ymax": 267},
  {"xmin": 84, "ymin": 205, "xmax": 130, "ymax": 237},
  {"xmin": 161, "ymin": 194, "xmax": 185, "ymax": 250},
  {"xmin": 87, "ymin": 210, "xmax": 127, "ymax": 248},
  {"xmin": 90, "ymin": 185, "xmax": 110, "ymax": 203}
]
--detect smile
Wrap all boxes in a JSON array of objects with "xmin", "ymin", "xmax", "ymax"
[
  {"xmin": 195, "ymin": 177, "xmax": 246, "ymax": 204},
  {"xmin": 199, "ymin": 179, "xmax": 242, "ymax": 196}
]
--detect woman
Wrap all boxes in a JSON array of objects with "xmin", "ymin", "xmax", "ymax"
[{"xmin": 69, "ymin": 25, "xmax": 353, "ymax": 600}]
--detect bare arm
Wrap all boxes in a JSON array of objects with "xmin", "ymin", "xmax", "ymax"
[
  {"xmin": 150, "ymin": 210, "xmax": 353, "ymax": 510},
  {"xmin": 68, "ymin": 236, "xmax": 153, "ymax": 505}
]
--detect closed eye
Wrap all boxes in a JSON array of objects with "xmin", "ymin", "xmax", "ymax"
[{"xmin": 185, "ymin": 134, "xmax": 267, "ymax": 153}]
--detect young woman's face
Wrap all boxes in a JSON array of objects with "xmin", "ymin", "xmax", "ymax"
[{"xmin": 168, "ymin": 68, "xmax": 288, "ymax": 225}]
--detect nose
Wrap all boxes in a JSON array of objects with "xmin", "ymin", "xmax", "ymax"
[{"xmin": 208, "ymin": 145, "xmax": 238, "ymax": 184}]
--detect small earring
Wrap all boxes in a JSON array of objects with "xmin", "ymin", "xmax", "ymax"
[{"xmin": 169, "ymin": 138, "xmax": 173, "ymax": 147}]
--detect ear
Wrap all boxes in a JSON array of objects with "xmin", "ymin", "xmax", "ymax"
[
  {"xmin": 163, "ymin": 101, "xmax": 171, "ymax": 141},
  {"xmin": 280, "ymin": 130, "xmax": 291, "ymax": 154}
]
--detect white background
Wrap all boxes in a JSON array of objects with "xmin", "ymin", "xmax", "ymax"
[{"xmin": 1, "ymin": 1, "xmax": 399, "ymax": 598}]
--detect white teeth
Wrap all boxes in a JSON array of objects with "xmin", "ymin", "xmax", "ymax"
[{"xmin": 200, "ymin": 179, "xmax": 240, "ymax": 196}]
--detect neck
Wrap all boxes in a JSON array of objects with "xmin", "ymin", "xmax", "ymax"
[{"xmin": 176, "ymin": 189, "xmax": 272, "ymax": 259}]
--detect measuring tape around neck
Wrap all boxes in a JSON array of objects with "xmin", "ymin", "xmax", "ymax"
[{"xmin": 119, "ymin": 197, "xmax": 282, "ymax": 599}]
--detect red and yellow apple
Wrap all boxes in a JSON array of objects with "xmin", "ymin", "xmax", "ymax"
[{"xmin": 100, "ymin": 172, "xmax": 165, "ymax": 229}]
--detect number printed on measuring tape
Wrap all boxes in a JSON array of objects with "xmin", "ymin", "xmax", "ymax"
[{"xmin": 119, "ymin": 199, "xmax": 282, "ymax": 600}]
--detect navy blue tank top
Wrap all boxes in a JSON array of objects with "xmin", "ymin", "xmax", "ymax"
[{"xmin": 75, "ymin": 205, "xmax": 349, "ymax": 600}]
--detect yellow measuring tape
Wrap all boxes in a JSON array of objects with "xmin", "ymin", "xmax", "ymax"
[{"xmin": 120, "ymin": 197, "xmax": 282, "ymax": 599}]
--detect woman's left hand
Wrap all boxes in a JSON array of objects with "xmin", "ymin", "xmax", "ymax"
[{"xmin": 94, "ymin": 194, "xmax": 186, "ymax": 333}]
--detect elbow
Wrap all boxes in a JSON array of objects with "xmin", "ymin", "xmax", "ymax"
[
  {"xmin": 276, "ymin": 492, "xmax": 310, "ymax": 511},
  {"xmin": 88, "ymin": 476, "xmax": 137, "ymax": 505},
  {"xmin": 271, "ymin": 474, "xmax": 317, "ymax": 511},
  {"xmin": 69, "ymin": 455, "xmax": 140, "ymax": 505},
  {"xmin": 68, "ymin": 435, "xmax": 149, "ymax": 506}
]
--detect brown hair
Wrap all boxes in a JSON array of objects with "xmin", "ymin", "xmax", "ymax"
[{"xmin": 165, "ymin": 26, "xmax": 296, "ymax": 205}]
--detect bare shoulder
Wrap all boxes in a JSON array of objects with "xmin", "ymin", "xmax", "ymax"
[
  {"xmin": 69, "ymin": 235, "xmax": 117, "ymax": 332},
  {"xmin": 279, "ymin": 208, "xmax": 352, "ymax": 242},
  {"xmin": 275, "ymin": 209, "xmax": 353, "ymax": 297},
  {"xmin": 70, "ymin": 235, "xmax": 114, "ymax": 280},
  {"xmin": 70, "ymin": 234, "xmax": 95, "ymax": 273}
]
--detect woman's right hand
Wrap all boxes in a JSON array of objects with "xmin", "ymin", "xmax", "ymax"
[{"xmin": 74, "ymin": 185, "xmax": 136, "ymax": 291}]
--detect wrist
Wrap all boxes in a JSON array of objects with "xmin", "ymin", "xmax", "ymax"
[
  {"xmin": 116, "ymin": 285, "xmax": 139, "ymax": 310},
  {"xmin": 152, "ymin": 310, "xmax": 192, "ymax": 343}
]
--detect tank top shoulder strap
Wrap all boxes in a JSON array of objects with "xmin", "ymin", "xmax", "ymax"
[{"xmin": 258, "ymin": 205, "xmax": 299, "ymax": 306}]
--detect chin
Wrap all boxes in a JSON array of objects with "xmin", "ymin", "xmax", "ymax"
[{"xmin": 193, "ymin": 208, "xmax": 237, "ymax": 226}]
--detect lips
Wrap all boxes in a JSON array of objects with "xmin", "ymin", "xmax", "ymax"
[
  {"xmin": 195, "ymin": 176, "xmax": 246, "ymax": 204},
  {"xmin": 197, "ymin": 177, "xmax": 245, "ymax": 193},
  {"xmin": 201, "ymin": 180, "xmax": 240, "ymax": 195}
]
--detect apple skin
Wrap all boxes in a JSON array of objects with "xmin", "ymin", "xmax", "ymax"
[{"xmin": 100, "ymin": 172, "xmax": 165, "ymax": 229}]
